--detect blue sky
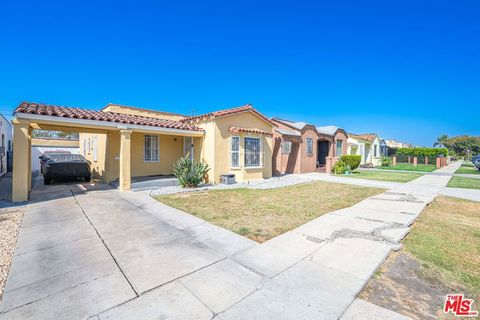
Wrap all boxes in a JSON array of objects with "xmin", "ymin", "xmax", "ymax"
[{"xmin": 0, "ymin": 0, "xmax": 478, "ymax": 146}]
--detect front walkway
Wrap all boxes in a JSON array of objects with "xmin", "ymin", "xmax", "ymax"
[{"xmin": 0, "ymin": 162, "xmax": 462, "ymax": 319}]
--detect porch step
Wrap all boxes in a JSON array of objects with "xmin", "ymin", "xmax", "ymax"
[
  {"xmin": 316, "ymin": 166, "xmax": 326, "ymax": 173},
  {"xmin": 110, "ymin": 176, "xmax": 179, "ymax": 191}
]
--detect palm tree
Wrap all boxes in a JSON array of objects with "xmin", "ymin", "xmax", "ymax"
[{"xmin": 433, "ymin": 134, "xmax": 449, "ymax": 148}]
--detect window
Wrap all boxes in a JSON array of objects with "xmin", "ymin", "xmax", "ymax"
[
  {"xmin": 83, "ymin": 138, "xmax": 87, "ymax": 156},
  {"xmin": 306, "ymin": 138, "xmax": 313, "ymax": 156},
  {"xmin": 92, "ymin": 136, "xmax": 98, "ymax": 162},
  {"xmin": 144, "ymin": 135, "xmax": 159, "ymax": 162},
  {"xmin": 231, "ymin": 136, "xmax": 240, "ymax": 167},
  {"xmin": 374, "ymin": 145, "xmax": 378, "ymax": 157},
  {"xmin": 281, "ymin": 141, "xmax": 292, "ymax": 154},
  {"xmin": 244, "ymin": 137, "xmax": 261, "ymax": 167},
  {"xmin": 336, "ymin": 140, "xmax": 343, "ymax": 157}
]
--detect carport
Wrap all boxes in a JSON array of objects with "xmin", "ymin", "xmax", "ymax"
[{"xmin": 11, "ymin": 103, "xmax": 204, "ymax": 202}]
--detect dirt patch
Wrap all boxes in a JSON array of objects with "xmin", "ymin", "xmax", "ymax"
[
  {"xmin": 0, "ymin": 205, "xmax": 25, "ymax": 302},
  {"xmin": 361, "ymin": 251, "xmax": 469, "ymax": 320}
]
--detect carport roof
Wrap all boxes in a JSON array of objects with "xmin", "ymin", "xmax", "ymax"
[{"xmin": 14, "ymin": 102, "xmax": 203, "ymax": 131}]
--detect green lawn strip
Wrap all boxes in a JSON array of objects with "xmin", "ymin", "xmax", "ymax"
[
  {"xmin": 347, "ymin": 170, "xmax": 423, "ymax": 183},
  {"xmin": 447, "ymin": 176, "xmax": 480, "ymax": 189},
  {"xmin": 376, "ymin": 163, "xmax": 437, "ymax": 172},
  {"xmin": 155, "ymin": 181, "xmax": 384, "ymax": 243},
  {"xmin": 455, "ymin": 164, "xmax": 479, "ymax": 175},
  {"xmin": 403, "ymin": 196, "xmax": 480, "ymax": 298}
]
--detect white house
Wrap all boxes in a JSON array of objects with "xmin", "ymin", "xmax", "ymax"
[
  {"xmin": 0, "ymin": 114, "xmax": 13, "ymax": 176},
  {"xmin": 347, "ymin": 133, "xmax": 382, "ymax": 166}
]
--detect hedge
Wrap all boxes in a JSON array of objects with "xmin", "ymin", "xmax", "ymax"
[
  {"xmin": 394, "ymin": 147, "xmax": 448, "ymax": 158},
  {"xmin": 393, "ymin": 147, "xmax": 448, "ymax": 165},
  {"xmin": 340, "ymin": 155, "xmax": 361, "ymax": 170}
]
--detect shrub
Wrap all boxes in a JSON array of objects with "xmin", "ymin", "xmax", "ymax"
[
  {"xmin": 173, "ymin": 154, "xmax": 210, "ymax": 188},
  {"xmin": 395, "ymin": 147, "xmax": 448, "ymax": 165},
  {"xmin": 340, "ymin": 155, "xmax": 361, "ymax": 170},
  {"xmin": 381, "ymin": 156, "xmax": 392, "ymax": 167},
  {"xmin": 333, "ymin": 160, "xmax": 350, "ymax": 174}
]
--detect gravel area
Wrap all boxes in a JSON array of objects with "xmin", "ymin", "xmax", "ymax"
[{"xmin": 0, "ymin": 204, "xmax": 25, "ymax": 302}]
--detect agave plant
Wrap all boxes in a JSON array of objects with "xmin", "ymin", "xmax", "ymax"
[{"xmin": 173, "ymin": 154, "xmax": 210, "ymax": 188}]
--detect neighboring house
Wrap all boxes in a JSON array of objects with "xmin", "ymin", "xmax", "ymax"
[
  {"xmin": 0, "ymin": 114, "xmax": 13, "ymax": 176},
  {"xmin": 379, "ymin": 139, "xmax": 388, "ymax": 157},
  {"xmin": 271, "ymin": 118, "xmax": 347, "ymax": 174},
  {"xmin": 347, "ymin": 133, "xmax": 382, "ymax": 166},
  {"xmin": 31, "ymin": 137, "xmax": 80, "ymax": 172},
  {"xmin": 385, "ymin": 139, "xmax": 412, "ymax": 149},
  {"xmin": 11, "ymin": 102, "xmax": 275, "ymax": 201}
]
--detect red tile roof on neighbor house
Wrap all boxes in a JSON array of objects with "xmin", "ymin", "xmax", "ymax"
[
  {"xmin": 14, "ymin": 102, "xmax": 203, "ymax": 131},
  {"xmin": 181, "ymin": 104, "xmax": 276, "ymax": 126},
  {"xmin": 229, "ymin": 126, "xmax": 273, "ymax": 136}
]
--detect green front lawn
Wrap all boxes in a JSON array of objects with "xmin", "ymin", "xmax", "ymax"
[
  {"xmin": 447, "ymin": 176, "xmax": 480, "ymax": 189},
  {"xmin": 155, "ymin": 181, "xmax": 384, "ymax": 242},
  {"xmin": 377, "ymin": 163, "xmax": 437, "ymax": 172},
  {"xmin": 347, "ymin": 170, "xmax": 423, "ymax": 183},
  {"xmin": 403, "ymin": 196, "xmax": 480, "ymax": 298},
  {"xmin": 455, "ymin": 162, "xmax": 479, "ymax": 175}
]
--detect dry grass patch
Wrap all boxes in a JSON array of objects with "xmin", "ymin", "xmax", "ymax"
[
  {"xmin": 155, "ymin": 181, "xmax": 384, "ymax": 242},
  {"xmin": 403, "ymin": 196, "xmax": 480, "ymax": 299}
]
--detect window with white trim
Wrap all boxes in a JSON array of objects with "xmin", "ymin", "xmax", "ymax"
[
  {"xmin": 231, "ymin": 136, "xmax": 240, "ymax": 168},
  {"xmin": 92, "ymin": 136, "xmax": 98, "ymax": 162},
  {"xmin": 244, "ymin": 137, "xmax": 262, "ymax": 167},
  {"xmin": 144, "ymin": 135, "xmax": 159, "ymax": 162},
  {"xmin": 281, "ymin": 141, "xmax": 291, "ymax": 154},
  {"xmin": 336, "ymin": 140, "xmax": 343, "ymax": 157},
  {"xmin": 306, "ymin": 138, "xmax": 313, "ymax": 156}
]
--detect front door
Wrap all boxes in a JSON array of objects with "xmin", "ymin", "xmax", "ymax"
[{"xmin": 317, "ymin": 140, "xmax": 329, "ymax": 166}]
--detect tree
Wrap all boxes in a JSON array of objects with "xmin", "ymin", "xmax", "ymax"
[
  {"xmin": 433, "ymin": 134, "xmax": 449, "ymax": 148},
  {"xmin": 442, "ymin": 135, "xmax": 480, "ymax": 157}
]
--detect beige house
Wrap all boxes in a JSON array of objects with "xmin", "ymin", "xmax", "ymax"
[
  {"xmin": 11, "ymin": 102, "xmax": 275, "ymax": 202},
  {"xmin": 347, "ymin": 133, "xmax": 382, "ymax": 166}
]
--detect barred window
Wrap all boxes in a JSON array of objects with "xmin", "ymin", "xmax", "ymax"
[
  {"xmin": 231, "ymin": 136, "xmax": 240, "ymax": 167},
  {"xmin": 306, "ymin": 138, "xmax": 313, "ymax": 156},
  {"xmin": 281, "ymin": 141, "xmax": 292, "ymax": 154},
  {"xmin": 244, "ymin": 137, "xmax": 261, "ymax": 167},
  {"xmin": 144, "ymin": 135, "xmax": 159, "ymax": 162}
]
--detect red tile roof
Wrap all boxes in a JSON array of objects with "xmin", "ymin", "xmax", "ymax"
[
  {"xmin": 229, "ymin": 126, "xmax": 273, "ymax": 136},
  {"xmin": 14, "ymin": 102, "xmax": 203, "ymax": 131},
  {"xmin": 181, "ymin": 104, "xmax": 276, "ymax": 126}
]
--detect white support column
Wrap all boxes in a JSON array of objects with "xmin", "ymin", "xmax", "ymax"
[{"xmin": 119, "ymin": 130, "xmax": 132, "ymax": 191}]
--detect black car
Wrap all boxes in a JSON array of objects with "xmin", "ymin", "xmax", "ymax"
[
  {"xmin": 39, "ymin": 151, "xmax": 71, "ymax": 173},
  {"xmin": 40, "ymin": 153, "xmax": 91, "ymax": 185}
]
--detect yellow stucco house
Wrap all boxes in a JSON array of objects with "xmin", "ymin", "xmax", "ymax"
[{"xmin": 11, "ymin": 102, "xmax": 275, "ymax": 201}]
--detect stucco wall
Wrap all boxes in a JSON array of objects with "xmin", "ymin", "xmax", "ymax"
[
  {"xmin": 79, "ymin": 132, "xmax": 107, "ymax": 180},
  {"xmin": 210, "ymin": 112, "xmax": 273, "ymax": 183},
  {"xmin": 102, "ymin": 104, "xmax": 185, "ymax": 121}
]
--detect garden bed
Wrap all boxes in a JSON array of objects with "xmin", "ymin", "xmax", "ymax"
[{"xmin": 155, "ymin": 181, "xmax": 384, "ymax": 242}]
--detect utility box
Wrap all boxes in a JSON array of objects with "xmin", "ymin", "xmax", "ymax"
[{"xmin": 220, "ymin": 174, "xmax": 236, "ymax": 185}]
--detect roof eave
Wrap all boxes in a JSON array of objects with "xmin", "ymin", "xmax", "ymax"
[{"xmin": 14, "ymin": 113, "xmax": 204, "ymax": 136}]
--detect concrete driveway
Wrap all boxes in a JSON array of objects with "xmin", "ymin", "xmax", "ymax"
[
  {"xmin": 0, "ymin": 179, "xmax": 257, "ymax": 319},
  {"xmin": 0, "ymin": 162, "xmax": 461, "ymax": 319}
]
